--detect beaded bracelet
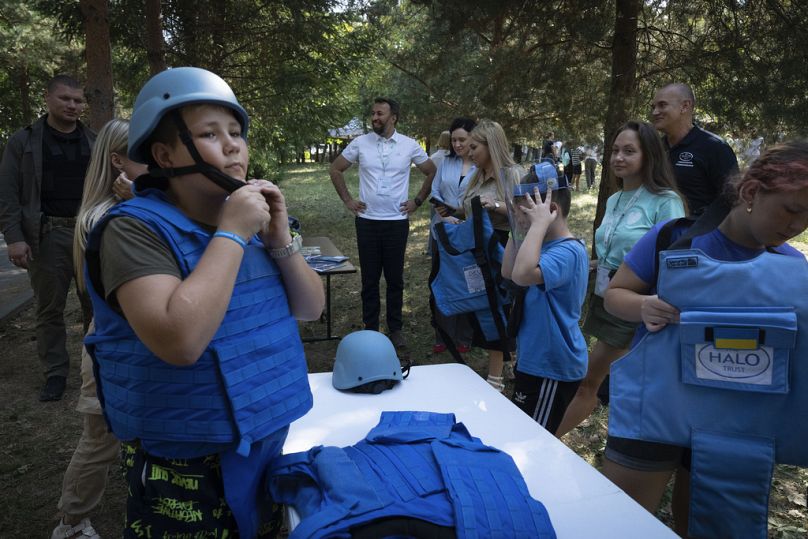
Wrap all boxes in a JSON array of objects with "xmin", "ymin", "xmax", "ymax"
[{"xmin": 213, "ymin": 231, "xmax": 247, "ymax": 249}]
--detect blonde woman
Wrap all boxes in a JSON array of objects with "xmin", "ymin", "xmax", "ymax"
[
  {"xmin": 459, "ymin": 119, "xmax": 524, "ymax": 391},
  {"xmin": 52, "ymin": 119, "xmax": 145, "ymax": 539},
  {"xmin": 429, "ymin": 129, "xmax": 451, "ymax": 171}
]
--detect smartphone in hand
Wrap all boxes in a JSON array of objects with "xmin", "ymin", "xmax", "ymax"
[{"xmin": 429, "ymin": 197, "xmax": 455, "ymax": 216}]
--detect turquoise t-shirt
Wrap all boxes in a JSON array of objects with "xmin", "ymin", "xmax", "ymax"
[
  {"xmin": 594, "ymin": 186, "xmax": 684, "ymax": 270},
  {"xmin": 516, "ymin": 238, "xmax": 589, "ymax": 382}
]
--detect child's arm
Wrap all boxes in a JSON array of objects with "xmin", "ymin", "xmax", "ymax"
[
  {"xmin": 115, "ymin": 184, "xmax": 277, "ymax": 366},
  {"xmin": 604, "ymin": 263, "xmax": 679, "ymax": 332},
  {"xmin": 511, "ymin": 188, "xmax": 557, "ymax": 286},
  {"xmin": 251, "ymin": 179, "xmax": 325, "ymax": 321},
  {"xmin": 501, "ymin": 237, "xmax": 515, "ymax": 279}
]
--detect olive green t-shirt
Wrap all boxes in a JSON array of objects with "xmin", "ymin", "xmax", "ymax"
[{"xmin": 99, "ymin": 217, "xmax": 181, "ymax": 308}]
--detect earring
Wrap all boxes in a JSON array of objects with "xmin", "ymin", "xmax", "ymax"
[{"xmin": 746, "ymin": 203, "xmax": 752, "ymax": 213}]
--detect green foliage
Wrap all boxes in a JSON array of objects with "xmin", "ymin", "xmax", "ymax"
[
  {"xmin": 144, "ymin": 0, "xmax": 376, "ymax": 164},
  {"xmin": 363, "ymin": 0, "xmax": 615, "ymax": 146},
  {"xmin": 0, "ymin": 0, "xmax": 83, "ymax": 138},
  {"xmin": 5, "ymin": 0, "xmax": 807, "ymax": 163}
]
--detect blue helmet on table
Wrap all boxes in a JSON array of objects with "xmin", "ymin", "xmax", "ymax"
[{"xmin": 332, "ymin": 330, "xmax": 409, "ymax": 394}]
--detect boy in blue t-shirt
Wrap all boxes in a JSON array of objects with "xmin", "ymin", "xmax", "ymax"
[{"xmin": 502, "ymin": 170, "xmax": 589, "ymax": 435}]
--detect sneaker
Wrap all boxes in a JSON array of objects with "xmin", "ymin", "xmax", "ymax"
[
  {"xmin": 486, "ymin": 374, "xmax": 506, "ymax": 393},
  {"xmin": 51, "ymin": 517, "xmax": 101, "ymax": 539},
  {"xmin": 39, "ymin": 376, "xmax": 66, "ymax": 402},
  {"xmin": 388, "ymin": 330, "xmax": 407, "ymax": 350},
  {"xmin": 432, "ymin": 343, "xmax": 447, "ymax": 354},
  {"xmin": 456, "ymin": 344, "xmax": 471, "ymax": 353}
]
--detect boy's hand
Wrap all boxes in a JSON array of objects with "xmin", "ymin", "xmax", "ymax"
[
  {"xmin": 218, "ymin": 183, "xmax": 271, "ymax": 241},
  {"xmin": 518, "ymin": 186, "xmax": 557, "ymax": 229},
  {"xmin": 249, "ymin": 179, "xmax": 293, "ymax": 248},
  {"xmin": 640, "ymin": 294, "xmax": 680, "ymax": 332}
]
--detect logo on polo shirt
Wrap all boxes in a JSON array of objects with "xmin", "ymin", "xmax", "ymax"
[{"xmin": 675, "ymin": 151, "xmax": 694, "ymax": 168}]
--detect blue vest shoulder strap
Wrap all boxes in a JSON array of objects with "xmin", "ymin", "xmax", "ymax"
[{"xmin": 609, "ymin": 249, "xmax": 808, "ymax": 538}]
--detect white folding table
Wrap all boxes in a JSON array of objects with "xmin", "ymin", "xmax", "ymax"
[{"xmin": 283, "ymin": 363, "xmax": 676, "ymax": 538}]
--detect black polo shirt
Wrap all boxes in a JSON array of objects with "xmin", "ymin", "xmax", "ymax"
[{"xmin": 665, "ymin": 126, "xmax": 738, "ymax": 216}]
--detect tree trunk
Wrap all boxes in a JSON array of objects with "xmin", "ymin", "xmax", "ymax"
[
  {"xmin": 144, "ymin": 0, "xmax": 167, "ymax": 75},
  {"xmin": 80, "ymin": 0, "xmax": 114, "ymax": 131},
  {"xmin": 594, "ymin": 0, "xmax": 641, "ymax": 244},
  {"xmin": 15, "ymin": 66, "xmax": 32, "ymax": 125}
]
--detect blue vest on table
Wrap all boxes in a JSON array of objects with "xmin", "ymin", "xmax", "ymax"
[
  {"xmin": 84, "ymin": 190, "xmax": 312, "ymax": 458},
  {"xmin": 269, "ymin": 411, "xmax": 556, "ymax": 539},
  {"xmin": 609, "ymin": 248, "xmax": 808, "ymax": 538},
  {"xmin": 430, "ymin": 196, "xmax": 510, "ymax": 345}
]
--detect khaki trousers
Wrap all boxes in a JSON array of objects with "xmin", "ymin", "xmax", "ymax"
[{"xmin": 57, "ymin": 336, "xmax": 119, "ymax": 517}]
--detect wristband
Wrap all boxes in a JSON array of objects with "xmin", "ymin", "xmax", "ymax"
[{"xmin": 213, "ymin": 231, "xmax": 247, "ymax": 249}]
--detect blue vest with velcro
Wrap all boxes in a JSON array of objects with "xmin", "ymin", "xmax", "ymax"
[
  {"xmin": 84, "ymin": 190, "xmax": 312, "ymax": 458},
  {"xmin": 269, "ymin": 411, "xmax": 556, "ymax": 539},
  {"xmin": 430, "ymin": 196, "xmax": 510, "ymax": 344},
  {"xmin": 609, "ymin": 248, "xmax": 808, "ymax": 539}
]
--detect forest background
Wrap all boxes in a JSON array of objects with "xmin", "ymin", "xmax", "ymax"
[
  {"xmin": 1, "ymin": 0, "xmax": 807, "ymax": 536},
  {"xmin": 2, "ymin": 0, "xmax": 807, "ymax": 225}
]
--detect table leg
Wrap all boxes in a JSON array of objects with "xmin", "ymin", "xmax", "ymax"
[
  {"xmin": 303, "ymin": 273, "xmax": 340, "ymax": 343},
  {"xmin": 325, "ymin": 273, "xmax": 333, "ymax": 339}
]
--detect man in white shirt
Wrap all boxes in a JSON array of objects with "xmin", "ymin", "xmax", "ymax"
[{"xmin": 330, "ymin": 97, "xmax": 436, "ymax": 349}]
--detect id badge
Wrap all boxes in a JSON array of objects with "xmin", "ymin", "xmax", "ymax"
[
  {"xmin": 594, "ymin": 264, "xmax": 611, "ymax": 297},
  {"xmin": 377, "ymin": 177, "xmax": 392, "ymax": 196}
]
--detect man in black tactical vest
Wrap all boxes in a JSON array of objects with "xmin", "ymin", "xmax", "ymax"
[{"xmin": 0, "ymin": 75, "xmax": 96, "ymax": 401}]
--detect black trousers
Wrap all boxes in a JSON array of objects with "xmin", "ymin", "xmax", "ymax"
[{"xmin": 355, "ymin": 216, "xmax": 409, "ymax": 332}]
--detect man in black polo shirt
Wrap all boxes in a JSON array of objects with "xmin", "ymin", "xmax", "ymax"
[
  {"xmin": 0, "ymin": 75, "xmax": 95, "ymax": 401},
  {"xmin": 651, "ymin": 83, "xmax": 738, "ymax": 215}
]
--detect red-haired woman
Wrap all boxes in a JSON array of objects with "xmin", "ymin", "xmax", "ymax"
[{"xmin": 603, "ymin": 140, "xmax": 808, "ymax": 533}]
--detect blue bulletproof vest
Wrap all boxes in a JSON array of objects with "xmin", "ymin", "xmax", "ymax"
[
  {"xmin": 430, "ymin": 196, "xmax": 510, "ymax": 348},
  {"xmin": 609, "ymin": 248, "xmax": 808, "ymax": 538},
  {"xmin": 269, "ymin": 411, "xmax": 556, "ymax": 539},
  {"xmin": 84, "ymin": 190, "xmax": 312, "ymax": 458}
]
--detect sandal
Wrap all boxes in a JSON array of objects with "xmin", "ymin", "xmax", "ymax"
[{"xmin": 51, "ymin": 517, "xmax": 101, "ymax": 539}]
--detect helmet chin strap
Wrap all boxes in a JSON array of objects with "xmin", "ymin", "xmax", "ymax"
[{"xmin": 147, "ymin": 109, "xmax": 245, "ymax": 194}]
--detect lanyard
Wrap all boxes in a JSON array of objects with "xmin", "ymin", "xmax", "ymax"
[
  {"xmin": 376, "ymin": 135, "xmax": 396, "ymax": 178},
  {"xmin": 601, "ymin": 186, "xmax": 644, "ymax": 261}
]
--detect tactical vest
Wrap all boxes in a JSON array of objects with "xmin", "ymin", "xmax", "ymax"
[
  {"xmin": 269, "ymin": 411, "xmax": 556, "ymax": 539},
  {"xmin": 84, "ymin": 190, "xmax": 312, "ymax": 458},
  {"xmin": 40, "ymin": 124, "xmax": 91, "ymax": 217},
  {"xmin": 609, "ymin": 248, "xmax": 808, "ymax": 538},
  {"xmin": 430, "ymin": 196, "xmax": 511, "ymax": 354}
]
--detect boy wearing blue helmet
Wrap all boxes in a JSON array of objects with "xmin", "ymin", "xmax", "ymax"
[
  {"xmin": 501, "ymin": 166, "xmax": 589, "ymax": 436},
  {"xmin": 83, "ymin": 67, "xmax": 324, "ymax": 537}
]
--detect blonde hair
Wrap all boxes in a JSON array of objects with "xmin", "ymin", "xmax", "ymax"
[
  {"xmin": 73, "ymin": 118, "xmax": 131, "ymax": 292},
  {"xmin": 465, "ymin": 119, "xmax": 520, "ymax": 201},
  {"xmin": 437, "ymin": 130, "xmax": 451, "ymax": 150}
]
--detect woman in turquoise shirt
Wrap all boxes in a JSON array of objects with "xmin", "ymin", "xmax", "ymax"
[{"xmin": 556, "ymin": 120, "xmax": 686, "ymax": 436}]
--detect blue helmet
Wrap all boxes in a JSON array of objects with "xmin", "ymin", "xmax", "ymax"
[
  {"xmin": 332, "ymin": 331, "xmax": 409, "ymax": 394},
  {"xmin": 128, "ymin": 67, "xmax": 249, "ymax": 164},
  {"xmin": 514, "ymin": 161, "xmax": 566, "ymax": 197}
]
